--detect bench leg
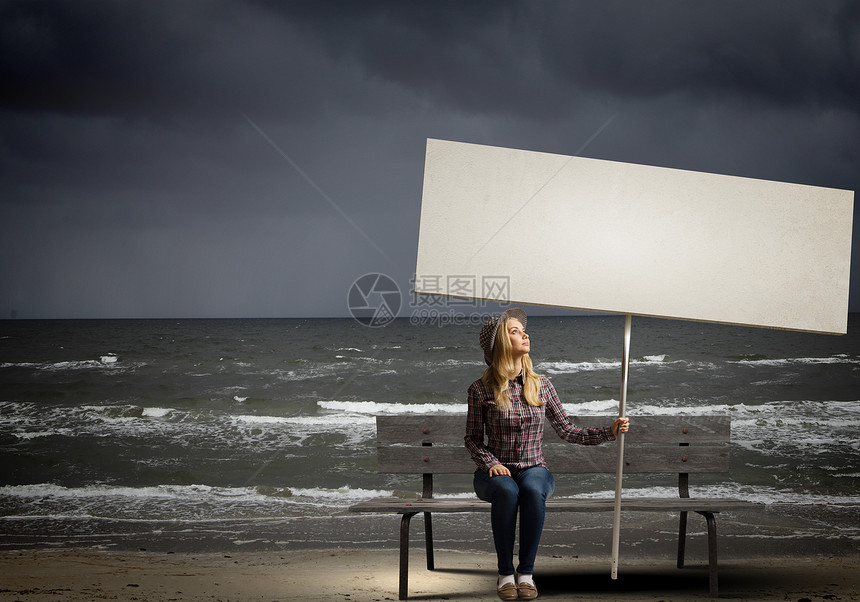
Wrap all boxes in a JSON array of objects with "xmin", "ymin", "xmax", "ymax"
[
  {"xmin": 677, "ymin": 510, "xmax": 688, "ymax": 568},
  {"xmin": 400, "ymin": 512, "xmax": 417, "ymax": 600},
  {"xmin": 699, "ymin": 511, "xmax": 718, "ymax": 598},
  {"xmin": 423, "ymin": 512, "xmax": 435, "ymax": 570}
]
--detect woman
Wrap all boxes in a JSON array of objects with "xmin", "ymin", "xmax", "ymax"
[{"xmin": 465, "ymin": 308, "xmax": 629, "ymax": 600}]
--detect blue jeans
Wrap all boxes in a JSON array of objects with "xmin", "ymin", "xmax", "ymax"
[{"xmin": 473, "ymin": 466, "xmax": 555, "ymax": 576}]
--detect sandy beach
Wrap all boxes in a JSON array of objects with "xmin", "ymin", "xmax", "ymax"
[{"xmin": 0, "ymin": 547, "xmax": 857, "ymax": 601}]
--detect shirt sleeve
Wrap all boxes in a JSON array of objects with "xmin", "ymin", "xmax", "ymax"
[
  {"xmin": 464, "ymin": 381, "xmax": 502, "ymax": 471},
  {"xmin": 542, "ymin": 377, "xmax": 616, "ymax": 445}
]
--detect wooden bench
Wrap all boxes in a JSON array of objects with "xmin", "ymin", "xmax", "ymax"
[{"xmin": 349, "ymin": 413, "xmax": 760, "ymax": 599}]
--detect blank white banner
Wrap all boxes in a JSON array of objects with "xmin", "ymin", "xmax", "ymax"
[{"xmin": 415, "ymin": 139, "xmax": 854, "ymax": 334}]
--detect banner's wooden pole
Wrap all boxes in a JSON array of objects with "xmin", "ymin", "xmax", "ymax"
[{"xmin": 610, "ymin": 313, "xmax": 632, "ymax": 580}]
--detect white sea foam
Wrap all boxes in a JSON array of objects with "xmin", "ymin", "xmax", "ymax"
[
  {"xmin": 414, "ymin": 358, "xmax": 485, "ymax": 373},
  {"xmin": 715, "ymin": 400, "xmax": 860, "ymax": 457},
  {"xmin": 286, "ymin": 486, "xmax": 392, "ymax": 501},
  {"xmin": 0, "ymin": 483, "xmax": 256, "ymax": 501},
  {"xmin": 562, "ymin": 399, "xmax": 620, "ymax": 414},
  {"xmin": 538, "ymin": 356, "xmax": 702, "ymax": 374},
  {"xmin": 0, "ymin": 482, "xmax": 397, "ymax": 519},
  {"xmin": 1, "ymin": 355, "xmax": 128, "ymax": 371},
  {"xmin": 730, "ymin": 356, "xmax": 860, "ymax": 367},
  {"xmin": 539, "ymin": 360, "xmax": 621, "ymax": 373},
  {"xmin": 555, "ymin": 485, "xmax": 860, "ymax": 506},
  {"xmin": 273, "ymin": 362, "xmax": 353, "ymax": 382},
  {"xmin": 571, "ymin": 401, "xmax": 732, "ymax": 416},
  {"xmin": 435, "ymin": 492, "xmax": 480, "ymax": 499},
  {"xmin": 318, "ymin": 399, "xmax": 745, "ymax": 418},
  {"xmin": 232, "ymin": 415, "xmax": 292, "ymax": 425},
  {"xmin": 228, "ymin": 412, "xmax": 376, "ymax": 448},
  {"xmin": 4, "ymin": 396, "xmax": 857, "ymax": 462},
  {"xmin": 5, "ymin": 360, "xmax": 100, "ymax": 370},
  {"xmin": 0, "ymin": 401, "xmax": 378, "ymax": 451},
  {"xmin": 232, "ymin": 413, "xmax": 375, "ymax": 427},
  {"xmin": 14, "ymin": 430, "xmax": 68, "ymax": 440},
  {"xmin": 317, "ymin": 400, "xmax": 466, "ymax": 415}
]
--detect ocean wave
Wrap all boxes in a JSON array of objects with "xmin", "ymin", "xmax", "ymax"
[
  {"xmin": 4, "ymin": 398, "xmax": 857, "ymax": 457},
  {"xmin": 0, "ymin": 483, "xmax": 255, "ymax": 501},
  {"xmin": 232, "ymin": 413, "xmax": 375, "ymax": 427},
  {"xmin": 0, "ymin": 402, "xmax": 375, "ymax": 450},
  {"xmin": 589, "ymin": 401, "xmax": 733, "ymax": 416},
  {"xmin": 0, "ymin": 483, "xmax": 396, "ymax": 521},
  {"xmin": 2, "ymin": 481, "xmax": 856, "ymax": 522},
  {"xmin": 537, "ymin": 357, "xmax": 715, "ymax": 374},
  {"xmin": 722, "ymin": 400, "xmax": 860, "ymax": 457},
  {"xmin": 556, "ymin": 484, "xmax": 860, "ymax": 506},
  {"xmin": 317, "ymin": 399, "xmax": 747, "ymax": 418},
  {"xmin": 226, "ymin": 412, "xmax": 376, "ymax": 448},
  {"xmin": 317, "ymin": 400, "xmax": 466, "ymax": 415},
  {"xmin": 539, "ymin": 360, "xmax": 621, "ymax": 373},
  {"xmin": 730, "ymin": 356, "xmax": 860, "ymax": 367},
  {"xmin": 270, "ymin": 356, "xmax": 400, "ymax": 381},
  {"xmin": 13, "ymin": 430, "xmax": 72, "ymax": 440},
  {"xmin": 562, "ymin": 399, "xmax": 621, "ymax": 414},
  {"xmin": 0, "ymin": 482, "xmax": 391, "ymax": 508},
  {"xmin": 287, "ymin": 486, "xmax": 392, "ymax": 501},
  {"xmin": 0, "ymin": 354, "xmax": 124, "ymax": 371},
  {"xmin": 413, "ymin": 358, "xmax": 485, "ymax": 373}
]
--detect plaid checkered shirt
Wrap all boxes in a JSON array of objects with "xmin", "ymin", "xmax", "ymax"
[{"xmin": 465, "ymin": 373, "xmax": 615, "ymax": 472}]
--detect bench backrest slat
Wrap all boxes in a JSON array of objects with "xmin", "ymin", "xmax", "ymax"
[
  {"xmin": 377, "ymin": 414, "xmax": 730, "ymax": 445},
  {"xmin": 377, "ymin": 444, "xmax": 728, "ymax": 474}
]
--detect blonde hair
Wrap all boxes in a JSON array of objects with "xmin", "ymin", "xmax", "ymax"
[{"xmin": 481, "ymin": 317, "xmax": 543, "ymax": 411}]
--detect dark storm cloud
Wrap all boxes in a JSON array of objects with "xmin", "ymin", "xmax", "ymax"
[
  {"xmin": 0, "ymin": 0, "xmax": 388, "ymax": 125},
  {"xmin": 258, "ymin": 0, "xmax": 860, "ymax": 116},
  {"xmin": 1, "ymin": 1, "xmax": 207, "ymax": 117},
  {"xmin": 0, "ymin": 0, "xmax": 857, "ymax": 318},
  {"xmin": 3, "ymin": 1, "xmax": 858, "ymax": 132},
  {"xmin": 8, "ymin": 1, "xmax": 388, "ymax": 120},
  {"xmin": 3, "ymin": 1, "xmax": 859, "ymax": 118},
  {"xmin": 534, "ymin": 2, "xmax": 860, "ymax": 109}
]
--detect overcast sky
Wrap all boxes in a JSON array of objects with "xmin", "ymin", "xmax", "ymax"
[{"xmin": 1, "ymin": 0, "xmax": 858, "ymax": 319}]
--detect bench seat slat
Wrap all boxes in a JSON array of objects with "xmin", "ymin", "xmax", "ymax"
[
  {"xmin": 377, "ymin": 444, "xmax": 728, "ymax": 474},
  {"xmin": 377, "ymin": 414, "xmax": 730, "ymax": 445},
  {"xmin": 349, "ymin": 496, "xmax": 759, "ymax": 514}
]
